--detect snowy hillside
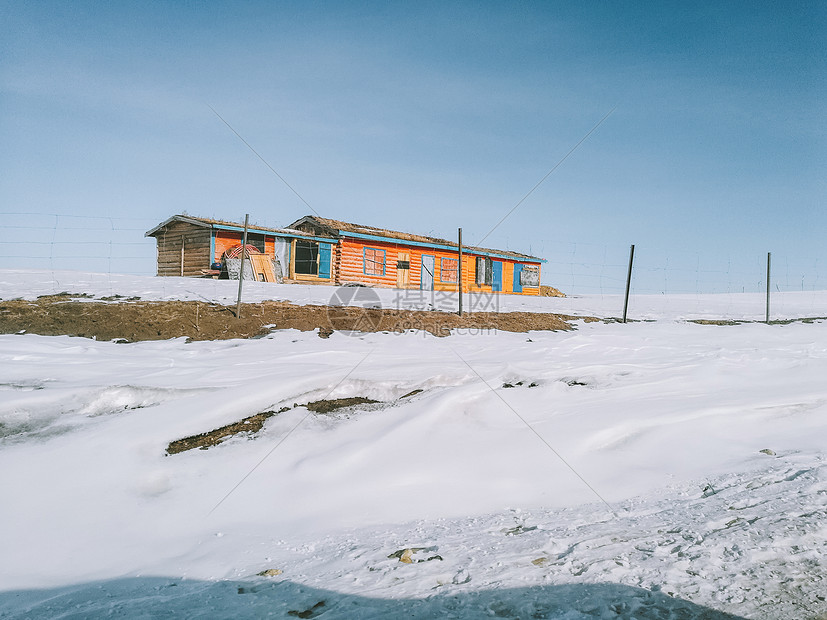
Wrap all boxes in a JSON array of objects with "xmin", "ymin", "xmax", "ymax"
[{"xmin": 0, "ymin": 270, "xmax": 825, "ymax": 618}]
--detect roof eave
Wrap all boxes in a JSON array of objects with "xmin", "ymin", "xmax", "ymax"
[
  {"xmin": 145, "ymin": 215, "xmax": 211, "ymax": 237},
  {"xmin": 286, "ymin": 215, "xmax": 342, "ymax": 237},
  {"xmin": 337, "ymin": 229, "xmax": 545, "ymax": 262}
]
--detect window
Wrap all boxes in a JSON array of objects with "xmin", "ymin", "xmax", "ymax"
[
  {"xmin": 475, "ymin": 256, "xmax": 493, "ymax": 285},
  {"xmin": 364, "ymin": 247, "xmax": 385, "ymax": 276},
  {"xmin": 295, "ymin": 240, "xmax": 319, "ymax": 275},
  {"xmin": 440, "ymin": 257, "xmax": 458, "ymax": 283},
  {"xmin": 520, "ymin": 264, "xmax": 540, "ymax": 287},
  {"xmin": 245, "ymin": 233, "xmax": 266, "ymax": 253}
]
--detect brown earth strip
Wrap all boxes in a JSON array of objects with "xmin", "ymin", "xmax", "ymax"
[
  {"xmin": 167, "ymin": 397, "xmax": 383, "ymax": 455},
  {"xmin": 166, "ymin": 409, "xmax": 288, "ymax": 454},
  {"xmin": 539, "ymin": 285, "xmax": 565, "ymax": 297},
  {"xmin": 691, "ymin": 317, "xmax": 827, "ymax": 326},
  {"xmin": 0, "ymin": 295, "xmax": 595, "ymax": 342},
  {"xmin": 305, "ymin": 397, "xmax": 378, "ymax": 413}
]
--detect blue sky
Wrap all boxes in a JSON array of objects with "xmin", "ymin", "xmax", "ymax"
[{"xmin": 2, "ymin": 1, "xmax": 824, "ymax": 294}]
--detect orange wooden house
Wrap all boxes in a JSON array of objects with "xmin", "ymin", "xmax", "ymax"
[
  {"xmin": 288, "ymin": 216, "xmax": 545, "ymax": 295},
  {"xmin": 146, "ymin": 214, "xmax": 545, "ymax": 295}
]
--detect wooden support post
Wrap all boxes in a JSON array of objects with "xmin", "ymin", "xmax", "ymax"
[
  {"xmin": 622, "ymin": 244, "xmax": 635, "ymax": 324},
  {"xmin": 236, "ymin": 214, "xmax": 249, "ymax": 319},
  {"xmin": 458, "ymin": 227, "xmax": 463, "ymax": 316},
  {"xmin": 180, "ymin": 239, "xmax": 185, "ymax": 276},
  {"xmin": 766, "ymin": 252, "xmax": 771, "ymax": 324}
]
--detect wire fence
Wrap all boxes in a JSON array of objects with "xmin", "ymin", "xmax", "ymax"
[
  {"xmin": 0, "ymin": 212, "xmax": 158, "ymax": 276},
  {"xmin": 1, "ymin": 212, "xmax": 825, "ymax": 321},
  {"xmin": 538, "ymin": 240, "xmax": 824, "ymax": 297}
]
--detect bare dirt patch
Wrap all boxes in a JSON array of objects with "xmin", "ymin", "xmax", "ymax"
[
  {"xmin": 0, "ymin": 295, "xmax": 593, "ymax": 342},
  {"xmin": 166, "ymin": 397, "xmax": 384, "ymax": 455},
  {"xmin": 305, "ymin": 397, "xmax": 379, "ymax": 413},
  {"xmin": 691, "ymin": 317, "xmax": 827, "ymax": 326},
  {"xmin": 539, "ymin": 285, "xmax": 565, "ymax": 297},
  {"xmin": 166, "ymin": 408, "xmax": 289, "ymax": 454}
]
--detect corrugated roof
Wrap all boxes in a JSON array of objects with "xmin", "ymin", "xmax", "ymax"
[
  {"xmin": 145, "ymin": 215, "xmax": 330, "ymax": 239},
  {"xmin": 290, "ymin": 215, "xmax": 544, "ymax": 262},
  {"xmin": 146, "ymin": 214, "xmax": 544, "ymax": 262}
]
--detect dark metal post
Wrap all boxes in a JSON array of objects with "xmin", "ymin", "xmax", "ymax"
[
  {"xmin": 622, "ymin": 244, "xmax": 635, "ymax": 323},
  {"xmin": 236, "ymin": 213, "xmax": 249, "ymax": 319},
  {"xmin": 458, "ymin": 227, "xmax": 463, "ymax": 316},
  {"xmin": 766, "ymin": 252, "xmax": 771, "ymax": 324}
]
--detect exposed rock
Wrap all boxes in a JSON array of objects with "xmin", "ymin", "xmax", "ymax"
[
  {"xmin": 387, "ymin": 547, "xmax": 443, "ymax": 563},
  {"xmin": 256, "ymin": 568, "xmax": 283, "ymax": 577}
]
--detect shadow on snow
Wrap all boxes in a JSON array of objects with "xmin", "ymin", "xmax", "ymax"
[{"xmin": 0, "ymin": 577, "xmax": 746, "ymax": 619}]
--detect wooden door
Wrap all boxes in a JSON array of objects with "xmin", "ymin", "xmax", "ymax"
[
  {"xmin": 396, "ymin": 252, "xmax": 411, "ymax": 288},
  {"xmin": 420, "ymin": 254, "xmax": 435, "ymax": 291},
  {"xmin": 492, "ymin": 261, "xmax": 503, "ymax": 292},
  {"xmin": 512, "ymin": 263, "xmax": 523, "ymax": 293}
]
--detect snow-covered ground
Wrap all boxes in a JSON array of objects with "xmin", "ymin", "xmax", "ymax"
[
  {"xmin": 1, "ymin": 270, "xmax": 826, "ymax": 619},
  {"xmin": 2, "ymin": 268, "xmax": 827, "ymax": 321}
]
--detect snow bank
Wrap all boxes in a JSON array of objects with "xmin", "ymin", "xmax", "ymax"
[{"xmin": 1, "ymin": 314, "xmax": 826, "ymax": 617}]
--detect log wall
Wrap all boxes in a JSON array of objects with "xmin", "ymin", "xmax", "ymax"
[
  {"xmin": 155, "ymin": 221, "xmax": 211, "ymax": 277},
  {"xmin": 336, "ymin": 237, "xmax": 541, "ymax": 295}
]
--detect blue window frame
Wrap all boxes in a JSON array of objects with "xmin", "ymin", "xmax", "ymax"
[{"xmin": 363, "ymin": 247, "xmax": 386, "ymax": 276}]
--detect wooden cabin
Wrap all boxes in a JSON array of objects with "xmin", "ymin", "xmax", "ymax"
[
  {"xmin": 145, "ymin": 215, "xmax": 335, "ymax": 283},
  {"xmin": 146, "ymin": 214, "xmax": 545, "ymax": 295}
]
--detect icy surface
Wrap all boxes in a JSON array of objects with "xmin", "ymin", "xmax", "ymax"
[{"xmin": 0, "ymin": 271, "xmax": 826, "ymax": 618}]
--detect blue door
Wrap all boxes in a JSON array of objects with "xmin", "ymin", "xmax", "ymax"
[
  {"xmin": 318, "ymin": 243, "xmax": 332, "ymax": 279},
  {"xmin": 421, "ymin": 255, "xmax": 435, "ymax": 290},
  {"xmin": 512, "ymin": 263, "xmax": 523, "ymax": 293},
  {"xmin": 492, "ymin": 261, "xmax": 503, "ymax": 292}
]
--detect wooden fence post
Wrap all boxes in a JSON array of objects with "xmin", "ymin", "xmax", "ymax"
[
  {"xmin": 458, "ymin": 227, "xmax": 463, "ymax": 316},
  {"xmin": 766, "ymin": 252, "xmax": 771, "ymax": 324},
  {"xmin": 623, "ymin": 244, "xmax": 635, "ymax": 323}
]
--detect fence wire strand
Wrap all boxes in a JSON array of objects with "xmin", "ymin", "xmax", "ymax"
[{"xmin": 0, "ymin": 212, "xmax": 824, "ymax": 320}]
